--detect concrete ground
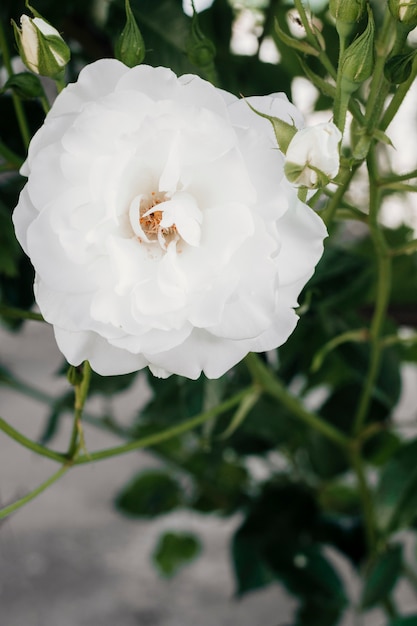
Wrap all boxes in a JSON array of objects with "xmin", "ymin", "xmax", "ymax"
[{"xmin": 1, "ymin": 322, "xmax": 417, "ymax": 626}]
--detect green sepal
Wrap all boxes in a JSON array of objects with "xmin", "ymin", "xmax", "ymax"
[
  {"xmin": 244, "ymin": 99, "xmax": 297, "ymax": 154},
  {"xmin": 274, "ymin": 18, "xmax": 320, "ymax": 57}
]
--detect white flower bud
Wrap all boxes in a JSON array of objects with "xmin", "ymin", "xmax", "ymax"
[
  {"xmin": 12, "ymin": 14, "xmax": 70, "ymax": 77},
  {"xmin": 284, "ymin": 122, "xmax": 342, "ymax": 188}
]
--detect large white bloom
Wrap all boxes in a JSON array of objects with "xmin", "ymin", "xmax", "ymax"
[{"xmin": 13, "ymin": 59, "xmax": 326, "ymax": 379}]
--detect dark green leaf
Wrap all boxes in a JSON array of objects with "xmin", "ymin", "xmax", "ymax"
[
  {"xmin": 361, "ymin": 545, "xmax": 402, "ymax": 609},
  {"xmin": 232, "ymin": 529, "xmax": 275, "ymax": 595},
  {"xmin": 374, "ymin": 439, "xmax": 417, "ymax": 534},
  {"xmin": 388, "ymin": 617, "xmax": 417, "ymax": 626},
  {"xmin": 115, "ymin": 470, "xmax": 183, "ymax": 518},
  {"xmin": 153, "ymin": 531, "xmax": 201, "ymax": 577},
  {"xmin": 2, "ymin": 72, "xmax": 44, "ymax": 99}
]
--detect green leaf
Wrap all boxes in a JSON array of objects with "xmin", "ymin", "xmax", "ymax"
[
  {"xmin": 361, "ymin": 545, "xmax": 402, "ymax": 609},
  {"xmin": 374, "ymin": 439, "xmax": 417, "ymax": 534},
  {"xmin": 153, "ymin": 531, "xmax": 201, "ymax": 577},
  {"xmin": 232, "ymin": 529, "xmax": 275, "ymax": 595},
  {"xmin": 115, "ymin": 470, "xmax": 183, "ymax": 518},
  {"xmin": 2, "ymin": 72, "xmax": 44, "ymax": 99},
  {"xmin": 388, "ymin": 617, "xmax": 417, "ymax": 626}
]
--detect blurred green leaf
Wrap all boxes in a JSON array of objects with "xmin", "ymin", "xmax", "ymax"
[
  {"xmin": 374, "ymin": 439, "xmax": 417, "ymax": 534},
  {"xmin": 2, "ymin": 72, "xmax": 44, "ymax": 99},
  {"xmin": 115, "ymin": 470, "xmax": 184, "ymax": 518},
  {"xmin": 388, "ymin": 617, "xmax": 417, "ymax": 626},
  {"xmin": 88, "ymin": 370, "xmax": 139, "ymax": 397},
  {"xmin": 153, "ymin": 531, "xmax": 201, "ymax": 577},
  {"xmin": 0, "ymin": 202, "xmax": 20, "ymax": 277},
  {"xmin": 361, "ymin": 544, "xmax": 402, "ymax": 609},
  {"xmin": 232, "ymin": 530, "xmax": 275, "ymax": 595}
]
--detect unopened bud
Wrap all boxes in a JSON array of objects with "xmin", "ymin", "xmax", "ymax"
[
  {"xmin": 186, "ymin": 2, "xmax": 216, "ymax": 69},
  {"xmin": 384, "ymin": 49, "xmax": 416, "ymax": 83},
  {"xmin": 340, "ymin": 5, "xmax": 375, "ymax": 94},
  {"xmin": 114, "ymin": 0, "xmax": 145, "ymax": 67},
  {"xmin": 284, "ymin": 122, "xmax": 342, "ymax": 188},
  {"xmin": 330, "ymin": 0, "xmax": 366, "ymax": 39},
  {"xmin": 12, "ymin": 7, "xmax": 70, "ymax": 78},
  {"xmin": 388, "ymin": 0, "xmax": 417, "ymax": 27}
]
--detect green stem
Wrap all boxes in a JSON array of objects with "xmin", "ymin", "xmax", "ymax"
[
  {"xmin": 350, "ymin": 449, "xmax": 377, "ymax": 551},
  {"xmin": 67, "ymin": 361, "xmax": 92, "ymax": 459},
  {"xmin": 353, "ymin": 149, "xmax": 391, "ymax": 435},
  {"xmin": 364, "ymin": 11, "xmax": 394, "ymax": 132},
  {"xmin": 379, "ymin": 169, "xmax": 417, "ymax": 184},
  {"xmin": 0, "ymin": 416, "xmax": 67, "ymax": 463},
  {"xmin": 218, "ymin": 387, "xmax": 261, "ymax": 440},
  {"xmin": 0, "ymin": 304, "xmax": 44, "ymax": 322},
  {"xmin": 0, "ymin": 21, "xmax": 31, "ymax": 150},
  {"xmin": 311, "ymin": 328, "xmax": 369, "ymax": 372},
  {"xmin": 0, "ymin": 465, "xmax": 69, "ymax": 520},
  {"xmin": 244, "ymin": 353, "xmax": 350, "ymax": 449},
  {"xmin": 321, "ymin": 164, "xmax": 358, "ymax": 227},
  {"xmin": 74, "ymin": 386, "xmax": 256, "ymax": 465}
]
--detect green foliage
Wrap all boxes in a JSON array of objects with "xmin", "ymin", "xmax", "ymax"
[
  {"xmin": 3, "ymin": 0, "xmax": 417, "ymax": 623},
  {"xmin": 115, "ymin": 470, "xmax": 184, "ymax": 518},
  {"xmin": 374, "ymin": 439, "xmax": 417, "ymax": 535},
  {"xmin": 361, "ymin": 544, "xmax": 403, "ymax": 609},
  {"xmin": 153, "ymin": 531, "xmax": 201, "ymax": 577},
  {"xmin": 389, "ymin": 618, "xmax": 417, "ymax": 626}
]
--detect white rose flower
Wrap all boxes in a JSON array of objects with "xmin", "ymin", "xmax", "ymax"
[
  {"xmin": 284, "ymin": 122, "xmax": 342, "ymax": 188},
  {"xmin": 13, "ymin": 60, "xmax": 327, "ymax": 379}
]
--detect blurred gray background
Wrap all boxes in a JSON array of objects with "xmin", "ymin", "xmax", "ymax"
[{"xmin": 2, "ymin": 322, "xmax": 417, "ymax": 626}]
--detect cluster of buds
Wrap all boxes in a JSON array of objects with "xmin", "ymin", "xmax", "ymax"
[{"xmin": 12, "ymin": 4, "xmax": 70, "ymax": 78}]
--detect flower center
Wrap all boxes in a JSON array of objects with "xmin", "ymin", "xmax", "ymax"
[{"xmin": 129, "ymin": 190, "xmax": 203, "ymax": 251}]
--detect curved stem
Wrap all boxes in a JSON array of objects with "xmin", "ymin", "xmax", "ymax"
[
  {"xmin": 0, "ymin": 416, "xmax": 67, "ymax": 463},
  {"xmin": 244, "ymin": 353, "xmax": 350, "ymax": 449},
  {"xmin": 0, "ymin": 465, "xmax": 69, "ymax": 521},
  {"xmin": 74, "ymin": 386, "xmax": 257, "ymax": 465}
]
